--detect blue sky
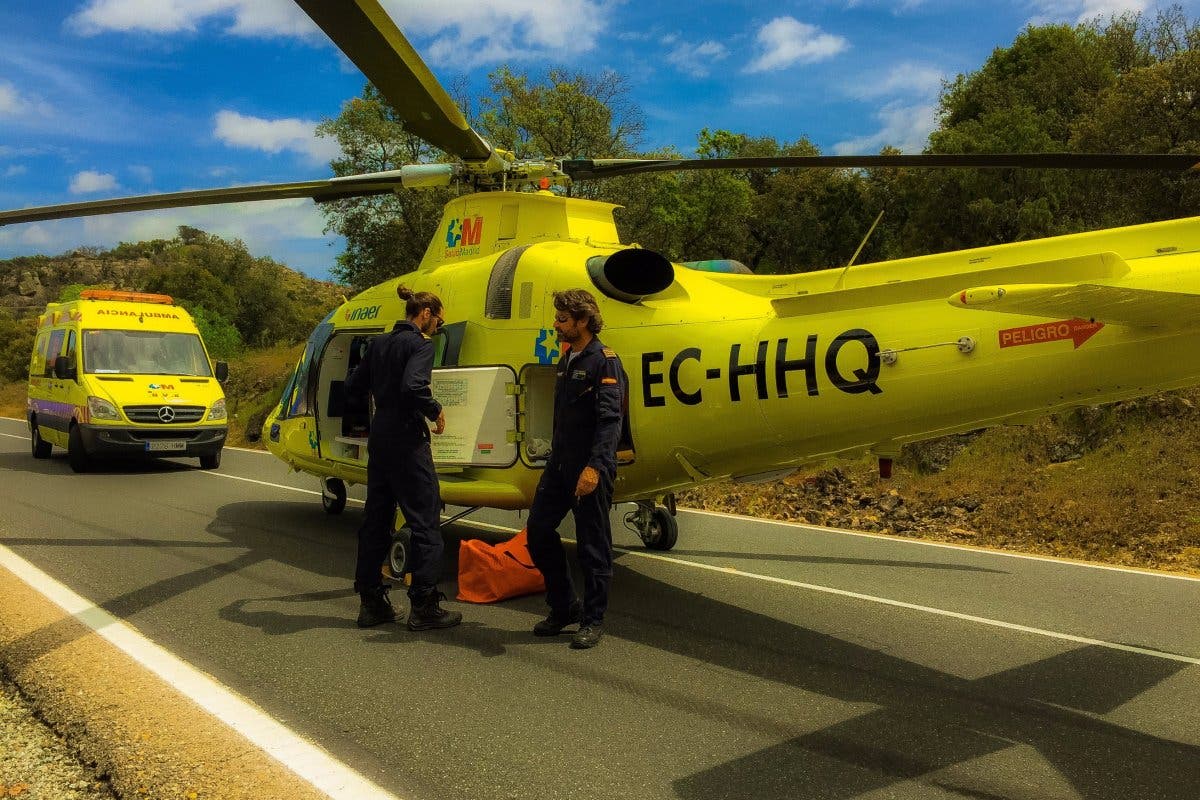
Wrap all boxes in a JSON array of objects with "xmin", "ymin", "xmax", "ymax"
[{"xmin": 1, "ymin": 0, "xmax": 1196, "ymax": 281}]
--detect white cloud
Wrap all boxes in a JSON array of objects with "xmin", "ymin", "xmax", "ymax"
[
  {"xmin": 0, "ymin": 80, "xmax": 52, "ymax": 119},
  {"xmin": 732, "ymin": 92, "xmax": 787, "ymax": 108},
  {"xmin": 128, "ymin": 165, "xmax": 154, "ymax": 184},
  {"xmin": 0, "ymin": 201, "xmax": 338, "ymax": 277},
  {"xmin": 832, "ymin": 101, "xmax": 938, "ymax": 154},
  {"xmin": 68, "ymin": 0, "xmax": 317, "ymax": 37},
  {"xmin": 744, "ymin": 17, "xmax": 848, "ymax": 73},
  {"xmin": 665, "ymin": 39, "xmax": 729, "ymax": 78},
  {"xmin": 213, "ymin": 110, "xmax": 341, "ymax": 165},
  {"xmin": 0, "ymin": 223, "xmax": 53, "ymax": 248},
  {"xmin": 1028, "ymin": 0, "xmax": 1148, "ymax": 24},
  {"xmin": 382, "ymin": 0, "xmax": 608, "ymax": 67},
  {"xmin": 67, "ymin": 0, "xmax": 607, "ymax": 66},
  {"xmin": 848, "ymin": 62, "xmax": 945, "ymax": 100},
  {"xmin": 3, "ymin": 165, "xmax": 28, "ymax": 178},
  {"xmin": 69, "ymin": 170, "xmax": 120, "ymax": 194},
  {"xmin": 0, "ymin": 82, "xmax": 20, "ymax": 114},
  {"xmin": 79, "ymin": 198, "xmax": 328, "ymax": 243}
]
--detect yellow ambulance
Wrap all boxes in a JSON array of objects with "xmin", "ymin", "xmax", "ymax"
[{"xmin": 27, "ymin": 290, "xmax": 229, "ymax": 472}]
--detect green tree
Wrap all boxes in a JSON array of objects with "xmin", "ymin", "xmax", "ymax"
[
  {"xmin": 184, "ymin": 304, "xmax": 243, "ymax": 360},
  {"xmin": 476, "ymin": 66, "xmax": 644, "ymax": 166},
  {"xmin": 895, "ymin": 9, "xmax": 1199, "ymax": 258},
  {"xmin": 57, "ymin": 284, "xmax": 86, "ymax": 302},
  {"xmin": 315, "ymin": 84, "xmax": 454, "ymax": 291},
  {"xmin": 317, "ymin": 69, "xmax": 646, "ymax": 288},
  {"xmin": 0, "ymin": 310, "xmax": 36, "ymax": 382}
]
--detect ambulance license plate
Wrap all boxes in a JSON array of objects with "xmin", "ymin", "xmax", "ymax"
[{"xmin": 146, "ymin": 440, "xmax": 187, "ymax": 452}]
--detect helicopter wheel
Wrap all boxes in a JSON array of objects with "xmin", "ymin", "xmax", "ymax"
[
  {"xmin": 640, "ymin": 504, "xmax": 678, "ymax": 551},
  {"xmin": 322, "ymin": 477, "xmax": 347, "ymax": 515},
  {"xmin": 388, "ymin": 526, "xmax": 413, "ymax": 577}
]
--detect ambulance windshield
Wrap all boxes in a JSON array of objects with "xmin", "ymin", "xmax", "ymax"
[{"xmin": 83, "ymin": 330, "xmax": 213, "ymax": 377}]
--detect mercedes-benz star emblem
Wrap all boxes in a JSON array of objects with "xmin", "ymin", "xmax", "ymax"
[{"xmin": 157, "ymin": 406, "xmax": 176, "ymax": 423}]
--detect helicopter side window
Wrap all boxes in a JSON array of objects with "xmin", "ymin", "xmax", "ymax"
[{"xmin": 279, "ymin": 316, "xmax": 334, "ymax": 419}]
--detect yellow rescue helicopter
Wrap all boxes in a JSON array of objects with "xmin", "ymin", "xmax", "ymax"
[{"xmin": 4, "ymin": 0, "xmax": 1200, "ymax": 573}]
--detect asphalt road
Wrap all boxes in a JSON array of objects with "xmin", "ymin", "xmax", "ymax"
[{"xmin": 0, "ymin": 415, "xmax": 1198, "ymax": 800}]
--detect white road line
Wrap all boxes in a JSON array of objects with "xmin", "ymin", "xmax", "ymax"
[
  {"xmin": 197, "ymin": 470, "xmax": 365, "ymax": 504},
  {"xmin": 0, "ymin": 544, "xmax": 403, "ymax": 800},
  {"xmin": 682, "ymin": 507, "xmax": 1200, "ymax": 582},
  {"xmin": 626, "ymin": 547, "xmax": 1200, "ymax": 666},
  {"xmin": 454, "ymin": 518, "xmax": 1200, "ymax": 666},
  {"xmin": 5, "ymin": 419, "xmax": 1195, "ymax": 662},
  {"xmin": 1, "ymin": 415, "xmax": 1197, "ymax": 583}
]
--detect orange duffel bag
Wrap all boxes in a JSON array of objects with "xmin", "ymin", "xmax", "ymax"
[{"xmin": 456, "ymin": 528, "xmax": 546, "ymax": 603}]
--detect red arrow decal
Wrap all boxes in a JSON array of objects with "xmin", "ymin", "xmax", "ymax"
[{"xmin": 998, "ymin": 318, "xmax": 1104, "ymax": 350}]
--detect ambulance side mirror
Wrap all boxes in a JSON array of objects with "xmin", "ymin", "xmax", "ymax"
[
  {"xmin": 214, "ymin": 361, "xmax": 228, "ymax": 383},
  {"xmin": 53, "ymin": 355, "xmax": 76, "ymax": 381}
]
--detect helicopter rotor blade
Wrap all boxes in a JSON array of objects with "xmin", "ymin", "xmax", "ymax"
[
  {"xmin": 294, "ymin": 0, "xmax": 493, "ymax": 164},
  {"xmin": 563, "ymin": 153, "xmax": 1200, "ymax": 181},
  {"xmin": 0, "ymin": 166, "xmax": 456, "ymax": 226}
]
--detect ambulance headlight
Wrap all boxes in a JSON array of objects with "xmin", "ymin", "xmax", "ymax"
[
  {"xmin": 87, "ymin": 396, "xmax": 120, "ymax": 421},
  {"xmin": 207, "ymin": 399, "xmax": 227, "ymax": 421}
]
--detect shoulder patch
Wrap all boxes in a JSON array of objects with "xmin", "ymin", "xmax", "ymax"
[{"xmin": 602, "ymin": 348, "xmax": 617, "ymax": 358}]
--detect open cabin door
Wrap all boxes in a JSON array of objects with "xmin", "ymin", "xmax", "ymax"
[
  {"xmin": 429, "ymin": 365, "xmax": 518, "ymax": 468},
  {"xmin": 518, "ymin": 363, "xmax": 556, "ymax": 467}
]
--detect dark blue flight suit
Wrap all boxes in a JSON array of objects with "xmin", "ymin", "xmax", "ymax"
[
  {"xmin": 526, "ymin": 337, "xmax": 626, "ymax": 626},
  {"xmin": 345, "ymin": 321, "xmax": 443, "ymax": 601}
]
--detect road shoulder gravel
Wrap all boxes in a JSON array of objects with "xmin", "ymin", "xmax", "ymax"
[{"xmin": 0, "ymin": 566, "xmax": 330, "ymax": 800}]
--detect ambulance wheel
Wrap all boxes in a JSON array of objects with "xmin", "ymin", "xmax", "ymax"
[
  {"xmin": 322, "ymin": 478, "xmax": 347, "ymax": 515},
  {"xmin": 67, "ymin": 425, "xmax": 90, "ymax": 473},
  {"xmin": 199, "ymin": 450, "xmax": 222, "ymax": 470},
  {"xmin": 388, "ymin": 527, "xmax": 413, "ymax": 576},
  {"xmin": 643, "ymin": 506, "xmax": 678, "ymax": 551},
  {"xmin": 30, "ymin": 420, "xmax": 51, "ymax": 459}
]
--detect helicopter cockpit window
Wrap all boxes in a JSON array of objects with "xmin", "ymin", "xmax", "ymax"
[
  {"xmin": 484, "ymin": 244, "xmax": 530, "ymax": 319},
  {"xmin": 279, "ymin": 316, "xmax": 334, "ymax": 419}
]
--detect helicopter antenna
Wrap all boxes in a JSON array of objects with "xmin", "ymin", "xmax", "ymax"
[{"xmin": 833, "ymin": 208, "xmax": 885, "ymax": 290}]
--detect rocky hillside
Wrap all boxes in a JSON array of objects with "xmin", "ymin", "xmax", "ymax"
[{"xmin": 0, "ymin": 250, "xmax": 155, "ymax": 317}]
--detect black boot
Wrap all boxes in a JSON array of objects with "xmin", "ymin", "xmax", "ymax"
[
  {"xmin": 407, "ymin": 590, "xmax": 462, "ymax": 631},
  {"xmin": 533, "ymin": 600, "xmax": 582, "ymax": 636},
  {"xmin": 356, "ymin": 585, "xmax": 398, "ymax": 628}
]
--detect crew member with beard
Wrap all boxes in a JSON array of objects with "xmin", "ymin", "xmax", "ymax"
[{"xmin": 526, "ymin": 288, "xmax": 626, "ymax": 649}]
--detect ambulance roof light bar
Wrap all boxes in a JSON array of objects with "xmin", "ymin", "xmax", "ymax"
[{"xmin": 79, "ymin": 289, "xmax": 174, "ymax": 305}]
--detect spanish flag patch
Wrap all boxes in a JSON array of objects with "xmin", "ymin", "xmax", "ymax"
[{"xmin": 601, "ymin": 377, "xmax": 618, "ymax": 384}]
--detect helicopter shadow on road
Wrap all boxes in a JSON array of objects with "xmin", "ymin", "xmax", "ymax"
[
  {"xmin": 4, "ymin": 488, "xmax": 1195, "ymax": 799},
  {"xmin": 203, "ymin": 499, "xmax": 1200, "ymax": 798},
  {"xmin": 588, "ymin": 554, "xmax": 1200, "ymax": 800},
  {"xmin": 0, "ymin": 450, "xmax": 197, "ymax": 476},
  {"xmin": 206, "ymin": 497, "xmax": 1200, "ymax": 799},
  {"xmin": 204, "ymin": 498, "xmax": 523, "ymax": 644}
]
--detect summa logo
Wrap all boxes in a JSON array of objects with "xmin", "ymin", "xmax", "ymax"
[{"xmin": 445, "ymin": 215, "xmax": 483, "ymax": 256}]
